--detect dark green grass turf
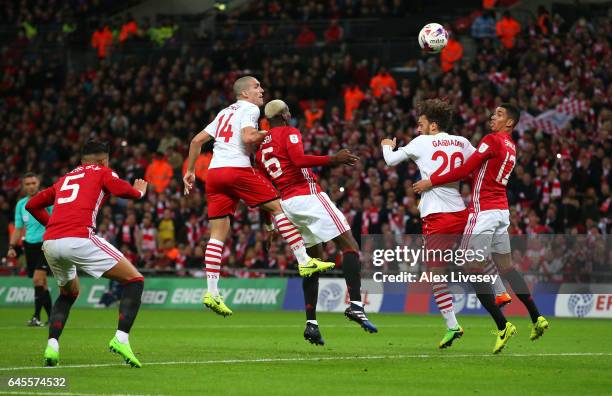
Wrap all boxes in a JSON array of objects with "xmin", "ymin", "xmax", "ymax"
[{"xmin": 1, "ymin": 307, "xmax": 611, "ymax": 395}]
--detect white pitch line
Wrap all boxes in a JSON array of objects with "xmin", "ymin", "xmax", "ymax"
[
  {"xmin": 0, "ymin": 352, "xmax": 610, "ymax": 372},
  {"xmin": 2, "ymin": 392, "xmax": 162, "ymax": 396}
]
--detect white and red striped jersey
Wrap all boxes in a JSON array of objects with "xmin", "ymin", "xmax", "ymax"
[
  {"xmin": 256, "ymin": 126, "xmax": 331, "ymax": 199},
  {"xmin": 25, "ymin": 164, "xmax": 143, "ymax": 239},
  {"xmin": 205, "ymin": 100, "xmax": 260, "ymax": 169},
  {"xmin": 431, "ymin": 132, "xmax": 517, "ymax": 212},
  {"xmin": 140, "ymin": 226, "xmax": 157, "ymax": 251},
  {"xmin": 385, "ymin": 133, "xmax": 475, "ymax": 217}
]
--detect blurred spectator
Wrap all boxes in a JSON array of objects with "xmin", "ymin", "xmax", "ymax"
[
  {"xmin": 537, "ymin": 6, "xmax": 552, "ymax": 35},
  {"xmin": 369, "ymin": 67, "xmax": 397, "ymax": 98},
  {"xmin": 343, "ymin": 84, "xmax": 365, "ymax": 121},
  {"xmin": 296, "ymin": 25, "xmax": 317, "ymax": 47},
  {"xmin": 145, "ymin": 152, "xmax": 173, "ymax": 193},
  {"xmin": 304, "ymin": 101, "xmax": 324, "ymax": 128},
  {"xmin": 471, "ymin": 11, "xmax": 496, "ymax": 39},
  {"xmin": 440, "ymin": 34, "xmax": 463, "ymax": 72},
  {"xmin": 496, "ymin": 11, "xmax": 521, "ymax": 49},
  {"xmin": 324, "ymin": 19, "xmax": 344, "ymax": 44},
  {"xmin": 91, "ymin": 24, "xmax": 113, "ymax": 58},
  {"xmin": 119, "ymin": 14, "xmax": 139, "ymax": 43},
  {"xmin": 182, "ymin": 153, "xmax": 212, "ymax": 184}
]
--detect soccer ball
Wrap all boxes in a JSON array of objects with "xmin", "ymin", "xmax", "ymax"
[{"xmin": 418, "ymin": 23, "xmax": 448, "ymax": 53}]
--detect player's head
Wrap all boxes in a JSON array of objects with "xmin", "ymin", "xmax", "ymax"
[
  {"xmin": 265, "ymin": 99, "xmax": 291, "ymax": 126},
  {"xmin": 22, "ymin": 172, "xmax": 40, "ymax": 196},
  {"xmin": 81, "ymin": 139, "xmax": 110, "ymax": 167},
  {"xmin": 491, "ymin": 103, "xmax": 520, "ymax": 132},
  {"xmin": 233, "ymin": 76, "xmax": 264, "ymax": 107},
  {"xmin": 416, "ymin": 99, "xmax": 453, "ymax": 135}
]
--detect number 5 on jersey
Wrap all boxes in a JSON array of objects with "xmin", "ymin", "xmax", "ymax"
[
  {"xmin": 58, "ymin": 173, "xmax": 85, "ymax": 204},
  {"xmin": 261, "ymin": 147, "xmax": 283, "ymax": 178}
]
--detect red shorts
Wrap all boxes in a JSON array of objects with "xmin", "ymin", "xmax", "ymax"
[
  {"xmin": 422, "ymin": 209, "xmax": 469, "ymax": 267},
  {"xmin": 206, "ymin": 167, "xmax": 279, "ymax": 219}
]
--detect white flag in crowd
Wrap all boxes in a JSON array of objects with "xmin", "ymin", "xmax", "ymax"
[{"xmin": 516, "ymin": 99, "xmax": 590, "ymax": 134}]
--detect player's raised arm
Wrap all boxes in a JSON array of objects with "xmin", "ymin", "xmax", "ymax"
[
  {"xmin": 184, "ymin": 129, "xmax": 213, "ymax": 194},
  {"xmin": 103, "ymin": 170, "xmax": 146, "ymax": 199},
  {"xmin": 25, "ymin": 187, "xmax": 56, "ymax": 226}
]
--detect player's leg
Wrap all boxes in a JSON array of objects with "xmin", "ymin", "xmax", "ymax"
[
  {"xmin": 425, "ymin": 211, "xmax": 464, "ymax": 347},
  {"xmin": 490, "ymin": 210, "xmax": 548, "ymax": 339},
  {"xmin": 483, "ymin": 259, "xmax": 512, "ymax": 308},
  {"xmin": 24, "ymin": 243, "xmax": 43, "ymax": 326},
  {"xmin": 103, "ymin": 258, "xmax": 145, "ymax": 367},
  {"xmin": 44, "ymin": 277, "xmax": 80, "ymax": 367},
  {"xmin": 334, "ymin": 230, "xmax": 377, "ymax": 333},
  {"xmin": 201, "ymin": 216, "xmax": 233, "ymax": 316},
  {"xmin": 202, "ymin": 176, "xmax": 236, "ymax": 316},
  {"xmin": 303, "ymin": 244, "xmax": 324, "ymax": 345},
  {"xmin": 261, "ymin": 198, "xmax": 335, "ymax": 276},
  {"xmin": 492, "ymin": 252, "xmax": 549, "ymax": 340},
  {"xmin": 461, "ymin": 213, "xmax": 516, "ymax": 353},
  {"xmin": 34, "ymin": 246, "xmax": 53, "ymax": 323}
]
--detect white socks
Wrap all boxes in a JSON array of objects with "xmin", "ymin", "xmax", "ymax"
[
  {"xmin": 115, "ymin": 330, "xmax": 129, "ymax": 344},
  {"xmin": 47, "ymin": 338, "xmax": 59, "ymax": 352}
]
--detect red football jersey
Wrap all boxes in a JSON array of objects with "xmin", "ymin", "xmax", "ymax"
[
  {"xmin": 26, "ymin": 164, "xmax": 143, "ymax": 240},
  {"xmin": 431, "ymin": 132, "xmax": 516, "ymax": 212},
  {"xmin": 256, "ymin": 126, "xmax": 330, "ymax": 199}
]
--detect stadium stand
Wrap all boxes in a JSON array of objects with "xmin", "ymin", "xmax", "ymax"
[{"xmin": 0, "ymin": 0, "xmax": 610, "ymax": 279}]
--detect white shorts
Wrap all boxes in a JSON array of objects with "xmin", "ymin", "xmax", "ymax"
[
  {"xmin": 460, "ymin": 209, "xmax": 511, "ymax": 257},
  {"xmin": 280, "ymin": 192, "xmax": 351, "ymax": 248},
  {"xmin": 42, "ymin": 235, "xmax": 124, "ymax": 286}
]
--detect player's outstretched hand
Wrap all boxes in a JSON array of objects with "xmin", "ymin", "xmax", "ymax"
[
  {"xmin": 412, "ymin": 179, "xmax": 433, "ymax": 194},
  {"xmin": 331, "ymin": 149, "xmax": 359, "ymax": 166},
  {"xmin": 183, "ymin": 171, "xmax": 195, "ymax": 195},
  {"xmin": 133, "ymin": 179, "xmax": 148, "ymax": 197},
  {"xmin": 381, "ymin": 137, "xmax": 397, "ymax": 149}
]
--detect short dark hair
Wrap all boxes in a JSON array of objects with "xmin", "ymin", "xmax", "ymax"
[
  {"xmin": 81, "ymin": 139, "xmax": 109, "ymax": 157},
  {"xmin": 22, "ymin": 172, "xmax": 38, "ymax": 180},
  {"xmin": 500, "ymin": 103, "xmax": 521, "ymax": 127},
  {"xmin": 417, "ymin": 99, "xmax": 454, "ymax": 131}
]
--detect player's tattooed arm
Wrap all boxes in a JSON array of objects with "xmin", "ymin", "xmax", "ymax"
[{"xmin": 184, "ymin": 130, "xmax": 213, "ymax": 195}]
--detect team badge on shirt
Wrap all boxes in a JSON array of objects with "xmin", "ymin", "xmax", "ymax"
[
  {"xmin": 478, "ymin": 143, "xmax": 489, "ymax": 153},
  {"xmin": 289, "ymin": 135, "xmax": 299, "ymax": 144}
]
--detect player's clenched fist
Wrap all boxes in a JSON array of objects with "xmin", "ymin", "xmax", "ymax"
[
  {"xmin": 331, "ymin": 149, "xmax": 359, "ymax": 166},
  {"xmin": 133, "ymin": 179, "xmax": 148, "ymax": 196},
  {"xmin": 380, "ymin": 137, "xmax": 397, "ymax": 149},
  {"xmin": 183, "ymin": 171, "xmax": 195, "ymax": 195}
]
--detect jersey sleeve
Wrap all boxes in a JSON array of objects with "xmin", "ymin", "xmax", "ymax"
[
  {"xmin": 399, "ymin": 137, "xmax": 423, "ymax": 161},
  {"xmin": 431, "ymin": 135, "xmax": 495, "ymax": 186},
  {"xmin": 25, "ymin": 187, "xmax": 56, "ymax": 226},
  {"xmin": 463, "ymin": 139, "xmax": 476, "ymax": 159},
  {"xmin": 102, "ymin": 169, "xmax": 143, "ymax": 199},
  {"xmin": 285, "ymin": 129, "xmax": 331, "ymax": 167},
  {"xmin": 14, "ymin": 201, "xmax": 24, "ymax": 229},
  {"xmin": 203, "ymin": 115, "xmax": 218, "ymax": 138},
  {"xmin": 240, "ymin": 105, "xmax": 260, "ymax": 130}
]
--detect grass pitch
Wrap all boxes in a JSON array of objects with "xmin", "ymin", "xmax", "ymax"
[{"xmin": 1, "ymin": 307, "xmax": 611, "ymax": 395}]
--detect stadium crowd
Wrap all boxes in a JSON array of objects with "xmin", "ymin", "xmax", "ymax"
[{"xmin": 0, "ymin": 3, "xmax": 610, "ymax": 279}]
